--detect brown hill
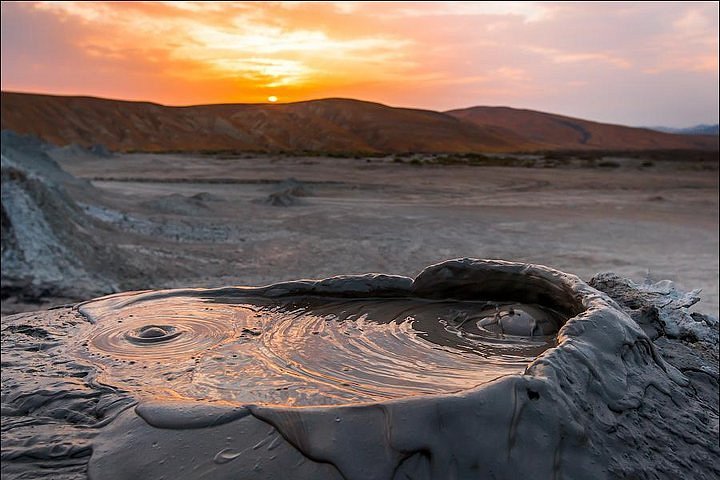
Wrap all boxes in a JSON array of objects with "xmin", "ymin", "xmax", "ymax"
[
  {"xmin": 446, "ymin": 106, "xmax": 718, "ymax": 151},
  {"xmin": 0, "ymin": 92, "xmax": 532, "ymax": 153},
  {"xmin": 1, "ymin": 91, "xmax": 717, "ymax": 153}
]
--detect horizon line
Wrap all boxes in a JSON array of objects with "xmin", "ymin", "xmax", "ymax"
[{"xmin": 6, "ymin": 89, "xmax": 717, "ymax": 131}]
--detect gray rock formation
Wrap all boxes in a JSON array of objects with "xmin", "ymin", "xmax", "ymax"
[{"xmin": 1, "ymin": 131, "xmax": 125, "ymax": 303}]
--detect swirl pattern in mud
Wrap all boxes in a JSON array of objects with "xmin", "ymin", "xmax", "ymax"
[
  {"xmin": 75, "ymin": 292, "xmax": 564, "ymax": 405},
  {"xmin": 84, "ymin": 300, "xmax": 240, "ymax": 361}
]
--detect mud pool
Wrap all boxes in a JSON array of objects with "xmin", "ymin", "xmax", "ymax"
[{"xmin": 78, "ymin": 293, "xmax": 564, "ymax": 405}]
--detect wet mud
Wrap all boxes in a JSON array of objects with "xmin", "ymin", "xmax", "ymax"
[
  {"xmin": 2, "ymin": 259, "xmax": 718, "ymax": 479},
  {"xmin": 77, "ymin": 293, "xmax": 563, "ymax": 405}
]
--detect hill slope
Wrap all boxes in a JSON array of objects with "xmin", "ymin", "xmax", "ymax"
[
  {"xmin": 2, "ymin": 91, "xmax": 717, "ymax": 153},
  {"xmin": 650, "ymin": 124, "xmax": 719, "ymax": 136},
  {"xmin": 446, "ymin": 106, "xmax": 718, "ymax": 151},
  {"xmin": 1, "ymin": 92, "xmax": 532, "ymax": 153}
]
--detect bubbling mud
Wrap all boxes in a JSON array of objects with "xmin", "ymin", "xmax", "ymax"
[
  {"xmin": 84, "ymin": 301, "xmax": 238, "ymax": 361},
  {"xmin": 75, "ymin": 293, "xmax": 565, "ymax": 406},
  {"xmin": 125, "ymin": 325, "xmax": 182, "ymax": 343}
]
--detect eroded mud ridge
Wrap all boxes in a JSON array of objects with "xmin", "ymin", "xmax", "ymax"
[
  {"xmin": 2, "ymin": 259, "xmax": 718, "ymax": 480},
  {"xmin": 78, "ymin": 293, "xmax": 563, "ymax": 405}
]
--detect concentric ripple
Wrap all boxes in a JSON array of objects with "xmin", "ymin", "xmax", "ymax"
[
  {"xmin": 75, "ymin": 292, "xmax": 565, "ymax": 406},
  {"xmin": 79, "ymin": 295, "xmax": 242, "ymax": 361}
]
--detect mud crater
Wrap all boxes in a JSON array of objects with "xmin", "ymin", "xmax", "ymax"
[{"xmin": 75, "ymin": 292, "xmax": 567, "ymax": 406}]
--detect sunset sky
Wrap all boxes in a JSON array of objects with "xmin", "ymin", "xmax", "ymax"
[{"xmin": 1, "ymin": 1, "xmax": 718, "ymax": 127}]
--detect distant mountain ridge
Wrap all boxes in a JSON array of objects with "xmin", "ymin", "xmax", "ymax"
[
  {"xmin": 445, "ymin": 106, "xmax": 718, "ymax": 151},
  {"xmin": 648, "ymin": 124, "xmax": 719, "ymax": 136},
  {"xmin": 1, "ymin": 91, "xmax": 717, "ymax": 153}
]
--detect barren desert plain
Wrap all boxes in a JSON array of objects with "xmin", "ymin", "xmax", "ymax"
[{"xmin": 4, "ymin": 145, "xmax": 718, "ymax": 317}]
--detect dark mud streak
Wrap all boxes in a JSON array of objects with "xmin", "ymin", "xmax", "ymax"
[
  {"xmin": 244, "ymin": 408, "xmax": 351, "ymax": 480},
  {"xmin": 553, "ymin": 118, "xmax": 592, "ymax": 144},
  {"xmin": 391, "ymin": 449, "xmax": 433, "ymax": 480},
  {"xmin": 552, "ymin": 432, "xmax": 563, "ymax": 480},
  {"xmin": 506, "ymin": 383, "xmax": 523, "ymax": 459}
]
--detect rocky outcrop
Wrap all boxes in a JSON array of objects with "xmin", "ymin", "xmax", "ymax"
[{"xmin": 1, "ymin": 131, "xmax": 123, "ymax": 303}]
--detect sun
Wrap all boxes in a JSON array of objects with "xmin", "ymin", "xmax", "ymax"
[{"xmin": 267, "ymin": 95, "xmax": 278, "ymax": 103}]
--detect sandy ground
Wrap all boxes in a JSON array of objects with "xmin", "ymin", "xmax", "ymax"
[{"xmin": 5, "ymin": 151, "xmax": 718, "ymax": 316}]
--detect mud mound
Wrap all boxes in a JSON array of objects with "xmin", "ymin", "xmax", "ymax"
[
  {"xmin": 89, "ymin": 144, "xmax": 113, "ymax": 157},
  {"xmin": 1, "ymin": 130, "xmax": 79, "ymax": 185},
  {"xmin": 259, "ymin": 190, "xmax": 306, "ymax": 207},
  {"xmin": 50, "ymin": 142, "xmax": 114, "ymax": 161},
  {"xmin": 191, "ymin": 191, "xmax": 224, "ymax": 202},
  {"xmin": 254, "ymin": 178, "xmax": 311, "ymax": 207},
  {"xmin": 1, "ymin": 260, "xmax": 717, "ymax": 479},
  {"xmin": 55, "ymin": 142, "xmax": 90, "ymax": 157},
  {"xmin": 590, "ymin": 273, "xmax": 719, "ymax": 349},
  {"xmin": 277, "ymin": 177, "xmax": 313, "ymax": 197},
  {"xmin": 1, "ymin": 131, "xmax": 119, "ymax": 301},
  {"xmin": 141, "ymin": 193, "xmax": 211, "ymax": 215}
]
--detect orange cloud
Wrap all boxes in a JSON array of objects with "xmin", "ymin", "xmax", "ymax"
[
  {"xmin": 27, "ymin": 1, "xmax": 413, "ymax": 104},
  {"xmin": 2, "ymin": 1, "xmax": 718, "ymax": 126}
]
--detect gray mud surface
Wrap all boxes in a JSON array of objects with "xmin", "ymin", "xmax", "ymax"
[{"xmin": 1, "ymin": 260, "xmax": 718, "ymax": 479}]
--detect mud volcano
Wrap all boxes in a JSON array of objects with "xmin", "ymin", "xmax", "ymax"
[{"xmin": 2, "ymin": 259, "xmax": 718, "ymax": 480}]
